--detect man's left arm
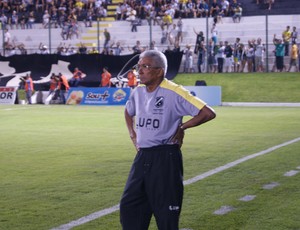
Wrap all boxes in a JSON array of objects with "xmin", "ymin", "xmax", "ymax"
[{"xmin": 171, "ymin": 105, "xmax": 216, "ymax": 148}]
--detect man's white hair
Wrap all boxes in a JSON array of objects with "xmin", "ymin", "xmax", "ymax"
[{"xmin": 139, "ymin": 50, "xmax": 168, "ymax": 76}]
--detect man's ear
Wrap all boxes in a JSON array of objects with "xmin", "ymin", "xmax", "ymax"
[{"xmin": 159, "ymin": 68, "xmax": 165, "ymax": 77}]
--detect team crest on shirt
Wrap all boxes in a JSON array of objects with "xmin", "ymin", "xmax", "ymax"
[{"xmin": 155, "ymin": 96, "xmax": 164, "ymax": 108}]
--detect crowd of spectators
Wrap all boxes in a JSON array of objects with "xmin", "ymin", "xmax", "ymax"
[
  {"xmin": 0, "ymin": 0, "xmax": 298, "ymax": 73},
  {"xmin": 0, "ymin": 0, "xmax": 244, "ymax": 31},
  {"xmin": 182, "ymin": 24, "xmax": 299, "ymax": 73}
]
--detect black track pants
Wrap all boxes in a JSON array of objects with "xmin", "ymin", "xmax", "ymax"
[{"xmin": 120, "ymin": 145, "xmax": 184, "ymax": 230}]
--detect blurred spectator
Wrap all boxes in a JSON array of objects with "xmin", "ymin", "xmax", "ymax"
[
  {"xmin": 220, "ymin": 0, "xmax": 229, "ymax": 16},
  {"xmin": 16, "ymin": 42, "xmax": 28, "ymax": 54},
  {"xmin": 129, "ymin": 40, "xmax": 145, "ymax": 54},
  {"xmin": 282, "ymin": 26, "xmax": 291, "ymax": 56},
  {"xmin": 49, "ymin": 73, "xmax": 58, "ymax": 96},
  {"xmin": 0, "ymin": 13, "xmax": 8, "ymax": 30},
  {"xmin": 186, "ymin": 0, "xmax": 196, "ymax": 18},
  {"xmin": 21, "ymin": 74, "xmax": 34, "ymax": 104},
  {"xmin": 97, "ymin": 6, "xmax": 107, "ymax": 20},
  {"xmin": 115, "ymin": 3, "xmax": 122, "ymax": 20},
  {"xmin": 291, "ymin": 26, "xmax": 298, "ymax": 44},
  {"xmin": 207, "ymin": 39, "xmax": 217, "ymax": 73},
  {"xmin": 57, "ymin": 72, "xmax": 70, "ymax": 104},
  {"xmin": 266, "ymin": 0, "xmax": 274, "ymax": 10},
  {"xmin": 100, "ymin": 67, "xmax": 111, "ymax": 87},
  {"xmin": 67, "ymin": 47, "xmax": 78, "ymax": 55},
  {"xmin": 39, "ymin": 43, "xmax": 50, "ymax": 54},
  {"xmin": 273, "ymin": 34, "xmax": 285, "ymax": 72},
  {"xmin": 103, "ymin": 28, "xmax": 110, "ymax": 48},
  {"xmin": 176, "ymin": 17, "xmax": 183, "ymax": 43},
  {"xmin": 232, "ymin": 3, "xmax": 242, "ymax": 23},
  {"xmin": 110, "ymin": 41, "xmax": 124, "ymax": 55},
  {"xmin": 5, "ymin": 44, "xmax": 17, "ymax": 56},
  {"xmin": 161, "ymin": 12, "xmax": 172, "ymax": 30},
  {"xmin": 70, "ymin": 67, "xmax": 85, "ymax": 87},
  {"xmin": 193, "ymin": 28, "xmax": 204, "ymax": 53},
  {"xmin": 229, "ymin": 0, "xmax": 239, "ymax": 16},
  {"xmin": 287, "ymin": 41, "xmax": 299, "ymax": 72},
  {"xmin": 233, "ymin": 37, "xmax": 241, "ymax": 72},
  {"xmin": 89, "ymin": 46, "xmax": 99, "ymax": 54},
  {"xmin": 168, "ymin": 24, "xmax": 178, "ymax": 45},
  {"xmin": 245, "ymin": 40, "xmax": 254, "ymax": 73},
  {"xmin": 127, "ymin": 67, "xmax": 138, "ymax": 88},
  {"xmin": 224, "ymin": 41, "xmax": 233, "ymax": 73},
  {"xmin": 215, "ymin": 41, "xmax": 225, "ymax": 73},
  {"xmin": 195, "ymin": 41, "xmax": 206, "ymax": 73},
  {"xmin": 211, "ymin": 23, "xmax": 218, "ymax": 46},
  {"xmin": 69, "ymin": 20, "xmax": 79, "ymax": 39},
  {"xmin": 42, "ymin": 10, "xmax": 50, "ymax": 28},
  {"xmin": 78, "ymin": 42, "xmax": 88, "ymax": 54},
  {"xmin": 183, "ymin": 44, "xmax": 194, "ymax": 73},
  {"xmin": 36, "ymin": 0, "xmax": 45, "ymax": 13},
  {"xmin": 19, "ymin": 13, "xmax": 27, "ymax": 29},
  {"xmin": 84, "ymin": 8, "xmax": 94, "ymax": 27},
  {"xmin": 210, "ymin": 0, "xmax": 219, "ymax": 18},
  {"xmin": 160, "ymin": 26, "xmax": 168, "ymax": 44},
  {"xmin": 254, "ymin": 38, "xmax": 265, "ymax": 72},
  {"xmin": 126, "ymin": 6, "xmax": 137, "ymax": 22},
  {"xmin": 61, "ymin": 21, "xmax": 70, "ymax": 40},
  {"xmin": 196, "ymin": 0, "xmax": 209, "ymax": 18},
  {"xmin": 149, "ymin": 41, "xmax": 158, "ymax": 50},
  {"xmin": 9, "ymin": 11, "xmax": 19, "ymax": 29},
  {"xmin": 4, "ymin": 29, "xmax": 11, "ymax": 48},
  {"xmin": 50, "ymin": 8, "xmax": 59, "ymax": 28},
  {"xmin": 27, "ymin": 11, "xmax": 36, "ymax": 29},
  {"xmin": 74, "ymin": 0, "xmax": 85, "ymax": 16},
  {"xmin": 239, "ymin": 44, "xmax": 247, "ymax": 73},
  {"xmin": 146, "ymin": 6, "xmax": 156, "ymax": 25}
]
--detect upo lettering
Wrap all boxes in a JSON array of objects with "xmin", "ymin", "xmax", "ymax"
[{"xmin": 138, "ymin": 118, "xmax": 159, "ymax": 129}]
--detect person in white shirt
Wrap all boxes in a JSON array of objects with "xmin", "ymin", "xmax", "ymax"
[{"xmin": 254, "ymin": 38, "xmax": 265, "ymax": 72}]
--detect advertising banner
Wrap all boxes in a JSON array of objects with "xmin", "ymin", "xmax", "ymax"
[
  {"xmin": 0, "ymin": 87, "xmax": 18, "ymax": 105},
  {"xmin": 66, "ymin": 87, "xmax": 131, "ymax": 106},
  {"xmin": 184, "ymin": 86, "xmax": 222, "ymax": 106}
]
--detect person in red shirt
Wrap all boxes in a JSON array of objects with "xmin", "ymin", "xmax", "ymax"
[
  {"xmin": 100, "ymin": 67, "xmax": 112, "ymax": 87},
  {"xmin": 21, "ymin": 74, "xmax": 34, "ymax": 104},
  {"xmin": 127, "ymin": 67, "xmax": 138, "ymax": 88}
]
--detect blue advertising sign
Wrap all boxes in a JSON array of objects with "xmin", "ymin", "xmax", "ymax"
[
  {"xmin": 183, "ymin": 86, "xmax": 222, "ymax": 106},
  {"xmin": 66, "ymin": 87, "xmax": 131, "ymax": 106}
]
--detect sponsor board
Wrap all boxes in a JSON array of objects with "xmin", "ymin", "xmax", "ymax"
[
  {"xmin": 66, "ymin": 87, "xmax": 130, "ymax": 106},
  {"xmin": 0, "ymin": 87, "xmax": 18, "ymax": 105},
  {"xmin": 184, "ymin": 86, "xmax": 222, "ymax": 106}
]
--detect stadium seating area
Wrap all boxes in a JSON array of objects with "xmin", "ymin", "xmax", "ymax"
[{"xmin": 0, "ymin": 0, "xmax": 299, "ymax": 72}]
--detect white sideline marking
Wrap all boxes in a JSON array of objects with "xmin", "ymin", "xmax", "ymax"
[
  {"xmin": 262, "ymin": 182, "xmax": 280, "ymax": 190},
  {"xmin": 284, "ymin": 170, "xmax": 299, "ymax": 177},
  {"xmin": 51, "ymin": 205, "xmax": 120, "ymax": 230},
  {"xmin": 239, "ymin": 195, "xmax": 256, "ymax": 202},
  {"xmin": 51, "ymin": 137, "xmax": 300, "ymax": 230},
  {"xmin": 213, "ymin": 206, "xmax": 236, "ymax": 215}
]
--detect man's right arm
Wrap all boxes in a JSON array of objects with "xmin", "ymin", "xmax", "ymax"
[{"xmin": 125, "ymin": 109, "xmax": 138, "ymax": 151}]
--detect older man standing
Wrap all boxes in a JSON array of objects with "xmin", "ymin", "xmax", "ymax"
[{"xmin": 120, "ymin": 50, "xmax": 216, "ymax": 230}]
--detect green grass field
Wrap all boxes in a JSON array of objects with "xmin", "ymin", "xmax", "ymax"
[
  {"xmin": 1, "ymin": 105, "xmax": 300, "ymax": 230},
  {"xmin": 1, "ymin": 72, "xmax": 300, "ymax": 230}
]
